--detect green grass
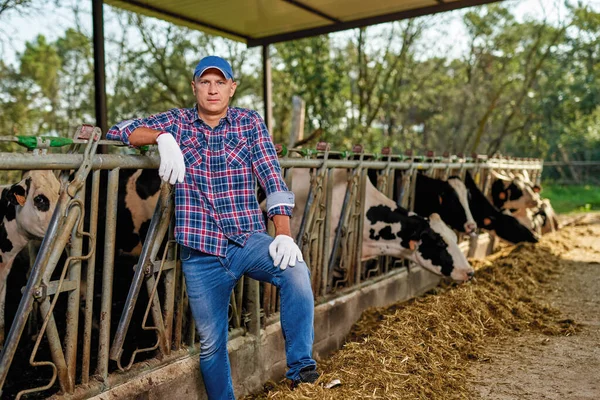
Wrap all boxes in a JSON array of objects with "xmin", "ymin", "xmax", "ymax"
[{"xmin": 541, "ymin": 183, "xmax": 600, "ymax": 214}]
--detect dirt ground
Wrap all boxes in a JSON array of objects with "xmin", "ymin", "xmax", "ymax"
[{"xmin": 469, "ymin": 213, "xmax": 600, "ymax": 399}]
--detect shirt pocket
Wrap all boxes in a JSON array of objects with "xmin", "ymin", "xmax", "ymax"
[
  {"xmin": 224, "ymin": 133, "xmax": 250, "ymax": 170},
  {"xmin": 180, "ymin": 133, "xmax": 204, "ymax": 169}
]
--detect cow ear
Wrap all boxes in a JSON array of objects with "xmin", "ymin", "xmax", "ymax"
[
  {"xmin": 409, "ymin": 240, "xmax": 419, "ymax": 251},
  {"xmin": 438, "ymin": 195, "xmax": 443, "ymax": 205},
  {"xmin": 483, "ymin": 217, "xmax": 492, "ymax": 227},
  {"xmin": 7, "ymin": 185, "xmax": 27, "ymax": 206},
  {"xmin": 533, "ymin": 185, "xmax": 541, "ymax": 193},
  {"xmin": 498, "ymin": 192, "xmax": 506, "ymax": 200}
]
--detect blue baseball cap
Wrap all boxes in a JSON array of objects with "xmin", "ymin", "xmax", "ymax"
[{"xmin": 193, "ymin": 56, "xmax": 234, "ymax": 81}]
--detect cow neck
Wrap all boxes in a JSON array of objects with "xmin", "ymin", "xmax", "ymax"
[{"xmin": 0, "ymin": 218, "xmax": 29, "ymax": 269}]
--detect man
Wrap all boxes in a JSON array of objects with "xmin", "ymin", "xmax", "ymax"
[{"xmin": 107, "ymin": 56, "xmax": 318, "ymax": 399}]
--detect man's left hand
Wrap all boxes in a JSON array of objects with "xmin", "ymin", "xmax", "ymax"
[{"xmin": 269, "ymin": 235, "xmax": 304, "ymax": 270}]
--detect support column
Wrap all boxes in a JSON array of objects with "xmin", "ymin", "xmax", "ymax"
[
  {"xmin": 262, "ymin": 45, "xmax": 273, "ymax": 134},
  {"xmin": 92, "ymin": 0, "xmax": 108, "ymax": 147}
]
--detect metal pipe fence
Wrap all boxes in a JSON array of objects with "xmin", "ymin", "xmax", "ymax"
[{"xmin": 0, "ymin": 131, "xmax": 543, "ymax": 398}]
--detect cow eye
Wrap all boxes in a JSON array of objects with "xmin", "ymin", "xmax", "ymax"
[{"xmin": 34, "ymin": 194, "xmax": 50, "ymax": 211}]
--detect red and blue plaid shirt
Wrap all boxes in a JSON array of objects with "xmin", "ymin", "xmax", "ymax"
[{"xmin": 107, "ymin": 106, "xmax": 294, "ymax": 257}]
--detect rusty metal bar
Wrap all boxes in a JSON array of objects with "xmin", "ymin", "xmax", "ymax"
[
  {"xmin": 144, "ymin": 275, "xmax": 168, "ymax": 356},
  {"xmin": 82, "ymin": 170, "xmax": 100, "ymax": 383},
  {"xmin": 295, "ymin": 172, "xmax": 315, "ymax": 245},
  {"xmin": 64, "ymin": 186, "xmax": 84, "ymax": 387},
  {"xmin": 0, "ymin": 152, "xmax": 543, "ymax": 171},
  {"xmin": 97, "ymin": 167, "xmax": 120, "ymax": 379},
  {"xmin": 320, "ymin": 168, "xmax": 334, "ymax": 296},
  {"xmin": 327, "ymin": 170, "xmax": 354, "ymax": 291},
  {"xmin": 408, "ymin": 169, "xmax": 418, "ymax": 212},
  {"xmin": 311, "ymin": 172, "xmax": 326, "ymax": 294},
  {"xmin": 173, "ymin": 257, "xmax": 185, "ymax": 351},
  {"xmin": 109, "ymin": 183, "xmax": 173, "ymax": 367},
  {"xmin": 354, "ymin": 169, "xmax": 366, "ymax": 285},
  {"xmin": 246, "ymin": 279, "xmax": 261, "ymax": 336},
  {"xmin": 162, "ymin": 224, "xmax": 177, "ymax": 350}
]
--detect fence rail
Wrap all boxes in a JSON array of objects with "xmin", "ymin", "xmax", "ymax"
[
  {"xmin": 0, "ymin": 131, "xmax": 543, "ymax": 399},
  {"xmin": 541, "ymin": 161, "xmax": 600, "ymax": 183}
]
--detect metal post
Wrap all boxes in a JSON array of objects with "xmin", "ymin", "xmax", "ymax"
[
  {"xmin": 246, "ymin": 279, "xmax": 261, "ymax": 336},
  {"xmin": 92, "ymin": 0, "xmax": 108, "ymax": 149},
  {"xmin": 97, "ymin": 168, "xmax": 119, "ymax": 378},
  {"xmin": 39, "ymin": 298, "xmax": 73, "ymax": 393},
  {"xmin": 321, "ymin": 168, "xmax": 334, "ymax": 296},
  {"xmin": 262, "ymin": 45, "xmax": 273, "ymax": 134},
  {"xmin": 64, "ymin": 186, "xmax": 84, "ymax": 387},
  {"xmin": 82, "ymin": 170, "xmax": 100, "ymax": 383}
]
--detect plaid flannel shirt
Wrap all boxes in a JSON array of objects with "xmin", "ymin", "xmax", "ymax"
[{"xmin": 106, "ymin": 106, "xmax": 294, "ymax": 257}]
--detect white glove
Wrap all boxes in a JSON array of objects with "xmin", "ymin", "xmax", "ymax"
[
  {"xmin": 269, "ymin": 235, "xmax": 304, "ymax": 270},
  {"xmin": 156, "ymin": 133, "xmax": 185, "ymax": 185}
]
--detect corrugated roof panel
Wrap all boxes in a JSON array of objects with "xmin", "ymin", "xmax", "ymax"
[
  {"xmin": 301, "ymin": 0, "xmax": 439, "ymax": 22},
  {"xmin": 106, "ymin": 0, "xmax": 333, "ymax": 40},
  {"xmin": 105, "ymin": 0, "xmax": 502, "ymax": 45}
]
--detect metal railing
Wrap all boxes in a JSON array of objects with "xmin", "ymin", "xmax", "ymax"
[{"xmin": 0, "ymin": 131, "xmax": 543, "ymax": 398}]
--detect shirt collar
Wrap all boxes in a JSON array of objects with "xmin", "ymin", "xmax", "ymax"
[{"xmin": 187, "ymin": 105, "xmax": 235, "ymax": 126}]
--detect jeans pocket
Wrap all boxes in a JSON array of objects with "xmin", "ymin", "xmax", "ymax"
[{"xmin": 180, "ymin": 245, "xmax": 194, "ymax": 261}]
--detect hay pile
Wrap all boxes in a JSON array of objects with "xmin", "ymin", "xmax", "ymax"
[{"xmin": 245, "ymin": 235, "xmax": 580, "ymax": 400}]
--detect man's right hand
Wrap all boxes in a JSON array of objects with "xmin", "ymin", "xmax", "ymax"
[{"xmin": 156, "ymin": 133, "xmax": 186, "ymax": 184}]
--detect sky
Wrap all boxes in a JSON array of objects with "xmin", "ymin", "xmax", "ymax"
[{"xmin": 3, "ymin": 0, "xmax": 599, "ymax": 70}]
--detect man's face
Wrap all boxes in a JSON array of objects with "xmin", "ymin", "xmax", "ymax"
[{"xmin": 191, "ymin": 69, "xmax": 237, "ymax": 117}]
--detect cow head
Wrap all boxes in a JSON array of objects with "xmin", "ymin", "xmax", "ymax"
[
  {"xmin": 2, "ymin": 171, "xmax": 61, "ymax": 239},
  {"xmin": 413, "ymin": 213, "xmax": 474, "ymax": 282},
  {"xmin": 491, "ymin": 175, "xmax": 540, "ymax": 210},
  {"xmin": 481, "ymin": 213, "xmax": 538, "ymax": 244},
  {"xmin": 415, "ymin": 174, "xmax": 476, "ymax": 234}
]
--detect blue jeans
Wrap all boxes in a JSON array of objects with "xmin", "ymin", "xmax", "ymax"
[{"xmin": 181, "ymin": 232, "xmax": 316, "ymax": 400}]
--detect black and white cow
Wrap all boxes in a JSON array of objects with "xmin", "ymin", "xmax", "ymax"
[
  {"xmin": 490, "ymin": 172, "xmax": 541, "ymax": 211},
  {"xmin": 414, "ymin": 173, "xmax": 477, "ymax": 234},
  {"xmin": 0, "ymin": 171, "xmax": 61, "ymax": 343},
  {"xmin": 91, "ymin": 168, "xmax": 162, "ymax": 256},
  {"xmin": 489, "ymin": 171, "xmax": 559, "ymax": 235},
  {"xmin": 291, "ymin": 169, "xmax": 474, "ymax": 282},
  {"xmin": 522, "ymin": 179, "xmax": 558, "ymax": 235},
  {"xmin": 463, "ymin": 172, "xmax": 538, "ymax": 244},
  {"xmin": 534, "ymin": 198, "xmax": 559, "ymax": 234}
]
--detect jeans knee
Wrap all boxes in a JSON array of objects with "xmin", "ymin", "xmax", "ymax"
[
  {"xmin": 199, "ymin": 335, "xmax": 225, "ymax": 360},
  {"xmin": 282, "ymin": 261, "xmax": 310, "ymax": 283}
]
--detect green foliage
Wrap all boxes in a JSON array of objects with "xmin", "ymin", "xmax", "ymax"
[
  {"xmin": 0, "ymin": 28, "xmax": 94, "ymax": 137},
  {"xmin": 540, "ymin": 184, "xmax": 600, "ymax": 214}
]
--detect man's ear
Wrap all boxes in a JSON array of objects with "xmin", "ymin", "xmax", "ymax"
[
  {"xmin": 230, "ymin": 81, "xmax": 237, "ymax": 98},
  {"xmin": 190, "ymin": 80, "xmax": 196, "ymax": 95}
]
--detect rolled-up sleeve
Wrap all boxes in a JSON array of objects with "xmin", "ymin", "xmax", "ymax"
[
  {"xmin": 106, "ymin": 109, "xmax": 180, "ymax": 146},
  {"xmin": 250, "ymin": 112, "xmax": 294, "ymax": 219}
]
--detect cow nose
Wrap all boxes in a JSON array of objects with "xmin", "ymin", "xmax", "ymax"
[{"xmin": 467, "ymin": 271, "xmax": 475, "ymax": 280}]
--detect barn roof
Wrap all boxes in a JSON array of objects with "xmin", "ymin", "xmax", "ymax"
[{"xmin": 105, "ymin": 0, "xmax": 502, "ymax": 46}]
